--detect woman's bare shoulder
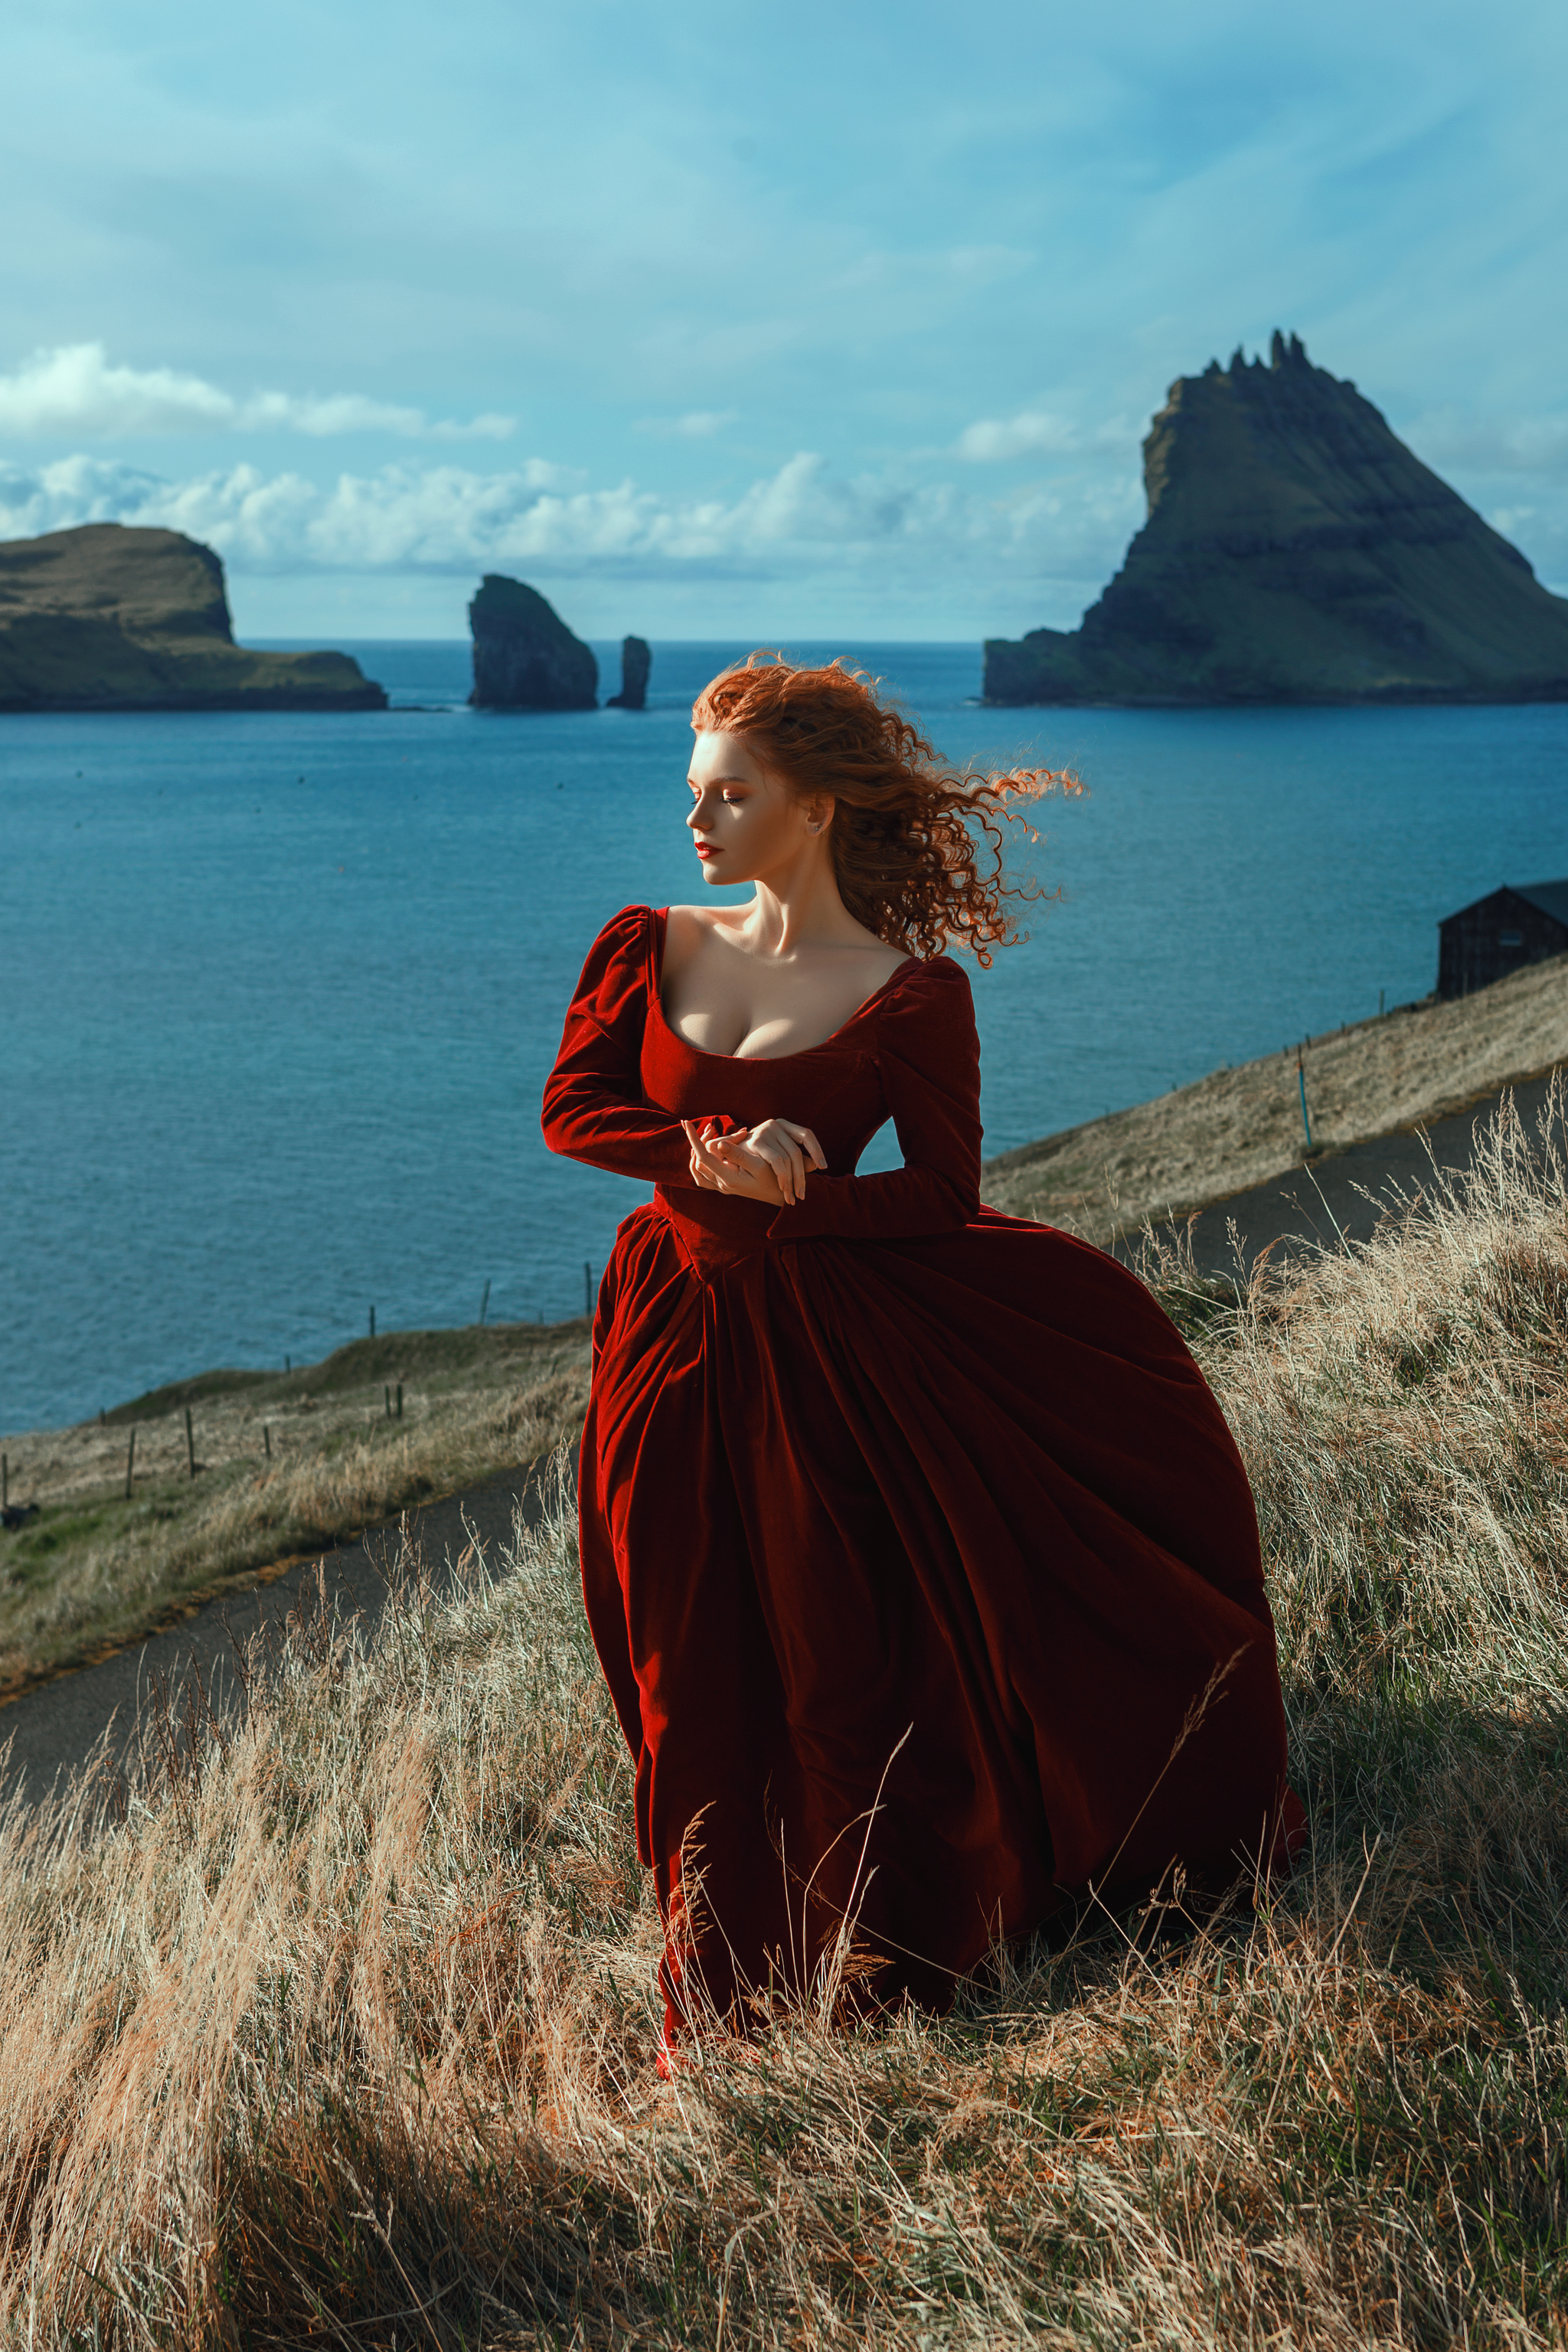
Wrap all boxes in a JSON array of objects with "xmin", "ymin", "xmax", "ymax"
[
  {"xmin": 662, "ymin": 902, "xmax": 727, "ymax": 979},
  {"xmin": 861, "ymin": 936, "xmax": 916, "ymax": 985}
]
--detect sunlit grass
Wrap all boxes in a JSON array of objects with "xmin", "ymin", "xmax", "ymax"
[{"xmin": 2, "ymin": 1093, "xmax": 1567, "ymax": 2344}]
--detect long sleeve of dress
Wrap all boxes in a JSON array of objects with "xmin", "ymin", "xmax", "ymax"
[
  {"xmin": 541, "ymin": 906, "xmax": 694, "ymax": 1186},
  {"xmin": 769, "ymin": 959, "xmax": 982, "ymax": 1243}
]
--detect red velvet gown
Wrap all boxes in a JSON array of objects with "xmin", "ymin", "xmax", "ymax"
[{"xmin": 542, "ymin": 906, "xmax": 1302, "ymax": 2036}]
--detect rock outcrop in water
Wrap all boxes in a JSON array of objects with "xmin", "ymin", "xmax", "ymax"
[
  {"xmin": 606, "ymin": 635, "xmax": 651, "ymax": 710},
  {"xmin": 0, "ymin": 524, "xmax": 386, "ymax": 711},
  {"xmin": 468, "ymin": 576, "xmax": 598, "ymax": 710},
  {"xmin": 984, "ymin": 333, "xmax": 1568, "ymax": 705}
]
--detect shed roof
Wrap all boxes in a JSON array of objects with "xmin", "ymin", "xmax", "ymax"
[
  {"xmin": 1514, "ymin": 880, "xmax": 1568, "ymax": 928},
  {"xmin": 1441, "ymin": 879, "xmax": 1568, "ymax": 930}
]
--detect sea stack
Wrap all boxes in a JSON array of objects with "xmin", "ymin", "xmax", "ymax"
[
  {"xmin": 0, "ymin": 524, "xmax": 385, "ymax": 711},
  {"xmin": 984, "ymin": 334, "xmax": 1568, "ymax": 705},
  {"xmin": 606, "ymin": 635, "xmax": 652, "ymax": 710},
  {"xmin": 468, "ymin": 576, "xmax": 598, "ymax": 710}
]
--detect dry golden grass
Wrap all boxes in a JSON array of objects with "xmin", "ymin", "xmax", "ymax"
[
  {"xmin": 0, "ymin": 1323, "xmax": 590, "ymax": 1689},
  {"xmin": 2, "ymin": 1092, "xmax": 1568, "ymax": 2345},
  {"xmin": 984, "ymin": 946, "xmax": 1568, "ymax": 1246}
]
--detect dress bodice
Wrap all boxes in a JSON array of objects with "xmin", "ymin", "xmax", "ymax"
[
  {"xmin": 639, "ymin": 907, "xmax": 916, "ymax": 1174},
  {"xmin": 541, "ymin": 904, "xmax": 985, "ymax": 1269}
]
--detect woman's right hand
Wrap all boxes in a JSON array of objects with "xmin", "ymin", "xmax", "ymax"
[{"xmin": 683, "ymin": 1116, "xmax": 827, "ymax": 1207}]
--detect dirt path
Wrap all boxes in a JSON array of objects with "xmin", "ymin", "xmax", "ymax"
[
  {"xmin": 0, "ymin": 1464, "xmax": 547, "ymax": 1803},
  {"xmin": 1149, "ymin": 1063, "xmax": 1563, "ymax": 1279},
  {"xmin": 984, "ymin": 950, "xmax": 1568, "ymax": 1247}
]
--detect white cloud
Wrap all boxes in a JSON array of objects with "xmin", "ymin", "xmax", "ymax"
[
  {"xmin": 635, "ymin": 410, "xmax": 737, "ymax": 439},
  {"xmin": 955, "ymin": 411, "xmax": 1134, "ymax": 463},
  {"xmin": 0, "ymin": 344, "xmax": 515, "ymax": 441},
  {"xmin": 0, "ymin": 448, "xmax": 1141, "ymax": 603}
]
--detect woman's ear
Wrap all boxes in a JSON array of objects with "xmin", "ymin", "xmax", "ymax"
[{"xmin": 803, "ymin": 796, "xmax": 835, "ymax": 838}]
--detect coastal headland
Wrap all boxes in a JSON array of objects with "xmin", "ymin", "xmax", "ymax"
[
  {"xmin": 985, "ymin": 334, "xmax": 1568, "ymax": 705},
  {"xmin": 0, "ymin": 522, "xmax": 386, "ymax": 710}
]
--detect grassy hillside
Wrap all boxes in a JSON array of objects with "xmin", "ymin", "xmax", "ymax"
[
  {"xmin": 0, "ymin": 523, "xmax": 383, "ymax": 709},
  {"xmin": 0, "ymin": 1321, "xmax": 590, "ymax": 1691},
  {"xmin": 983, "ymin": 946, "xmax": 1568, "ymax": 1246},
  {"xmin": 0, "ymin": 1094, "xmax": 1564, "ymax": 2344}
]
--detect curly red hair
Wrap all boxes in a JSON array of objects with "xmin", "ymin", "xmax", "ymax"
[{"xmin": 690, "ymin": 654, "xmax": 1080, "ymax": 965}]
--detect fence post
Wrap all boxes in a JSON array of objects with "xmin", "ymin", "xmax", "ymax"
[
  {"xmin": 124, "ymin": 1427, "xmax": 136, "ymax": 1501},
  {"xmin": 185, "ymin": 1406, "xmax": 197, "ymax": 1480},
  {"xmin": 1297, "ymin": 1046, "xmax": 1313, "ymax": 1151}
]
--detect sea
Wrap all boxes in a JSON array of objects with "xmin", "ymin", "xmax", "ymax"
[{"xmin": 3, "ymin": 637, "xmax": 1566, "ymax": 1433}]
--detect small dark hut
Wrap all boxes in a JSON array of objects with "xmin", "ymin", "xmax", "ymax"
[{"xmin": 1437, "ymin": 880, "xmax": 1568, "ymax": 998}]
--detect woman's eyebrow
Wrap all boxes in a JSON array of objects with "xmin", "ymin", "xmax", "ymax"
[{"xmin": 688, "ymin": 773, "xmax": 753, "ymax": 788}]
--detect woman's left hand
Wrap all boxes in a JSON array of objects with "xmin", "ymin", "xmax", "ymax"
[{"xmin": 683, "ymin": 1116, "xmax": 827, "ymax": 1207}]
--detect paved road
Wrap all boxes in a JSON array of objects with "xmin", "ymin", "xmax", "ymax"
[
  {"xmin": 1137, "ymin": 1066, "xmax": 1563, "ymax": 1281},
  {"xmin": 0, "ymin": 1465, "xmax": 549, "ymax": 1803}
]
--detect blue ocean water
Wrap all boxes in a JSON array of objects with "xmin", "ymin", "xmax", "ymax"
[{"xmin": 2, "ymin": 637, "xmax": 1566, "ymax": 1432}]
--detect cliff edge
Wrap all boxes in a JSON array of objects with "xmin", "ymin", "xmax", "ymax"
[
  {"xmin": 0, "ymin": 524, "xmax": 385, "ymax": 711},
  {"xmin": 984, "ymin": 334, "xmax": 1568, "ymax": 705}
]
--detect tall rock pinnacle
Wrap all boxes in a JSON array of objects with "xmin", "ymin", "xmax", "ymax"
[{"xmin": 984, "ymin": 339, "xmax": 1568, "ymax": 704}]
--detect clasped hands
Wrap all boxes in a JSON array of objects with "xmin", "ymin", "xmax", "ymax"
[{"xmin": 682, "ymin": 1116, "xmax": 828, "ymax": 1208}]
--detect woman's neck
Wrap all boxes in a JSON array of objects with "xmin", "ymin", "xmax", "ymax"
[{"xmin": 737, "ymin": 871, "xmax": 871, "ymax": 959}]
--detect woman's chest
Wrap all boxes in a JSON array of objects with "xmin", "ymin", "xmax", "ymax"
[
  {"xmin": 658, "ymin": 926, "xmax": 908, "ymax": 1063},
  {"xmin": 639, "ymin": 1017, "xmax": 885, "ymax": 1158}
]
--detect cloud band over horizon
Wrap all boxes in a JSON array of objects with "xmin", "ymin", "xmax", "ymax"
[
  {"xmin": 0, "ymin": 446, "xmax": 1142, "ymax": 599},
  {"xmin": 4, "ymin": 394, "xmax": 1565, "ymax": 639}
]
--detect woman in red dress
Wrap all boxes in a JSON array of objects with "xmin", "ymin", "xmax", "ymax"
[{"xmin": 542, "ymin": 656, "xmax": 1302, "ymax": 2047}]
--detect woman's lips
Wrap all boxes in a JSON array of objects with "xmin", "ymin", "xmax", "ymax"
[{"xmin": 694, "ymin": 842, "xmax": 719, "ymax": 858}]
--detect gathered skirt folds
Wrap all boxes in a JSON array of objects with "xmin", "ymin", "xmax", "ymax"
[{"xmin": 579, "ymin": 1186, "xmax": 1302, "ymax": 2037}]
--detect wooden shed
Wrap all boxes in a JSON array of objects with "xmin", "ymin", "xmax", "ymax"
[{"xmin": 1438, "ymin": 880, "xmax": 1568, "ymax": 998}]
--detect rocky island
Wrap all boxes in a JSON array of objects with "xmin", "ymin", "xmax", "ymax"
[
  {"xmin": 469, "ymin": 575, "xmax": 599, "ymax": 710},
  {"xmin": 0, "ymin": 524, "xmax": 385, "ymax": 710},
  {"xmin": 985, "ymin": 334, "xmax": 1568, "ymax": 705}
]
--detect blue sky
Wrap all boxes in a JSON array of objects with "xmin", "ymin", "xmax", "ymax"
[{"xmin": 0, "ymin": 0, "xmax": 1563, "ymax": 639}]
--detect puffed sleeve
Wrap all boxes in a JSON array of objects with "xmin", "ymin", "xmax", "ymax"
[
  {"xmin": 769, "ymin": 959, "xmax": 982, "ymax": 1242},
  {"xmin": 541, "ymin": 906, "xmax": 694, "ymax": 1185}
]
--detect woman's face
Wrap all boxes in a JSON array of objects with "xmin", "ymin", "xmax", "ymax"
[{"xmin": 686, "ymin": 729, "xmax": 827, "ymax": 887}]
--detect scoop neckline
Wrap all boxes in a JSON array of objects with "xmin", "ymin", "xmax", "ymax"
[{"xmin": 648, "ymin": 906, "xmax": 920, "ymax": 1065}]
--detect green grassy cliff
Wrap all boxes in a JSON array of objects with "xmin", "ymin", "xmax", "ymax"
[
  {"xmin": 0, "ymin": 523, "xmax": 385, "ymax": 710},
  {"xmin": 985, "ymin": 333, "xmax": 1568, "ymax": 704}
]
